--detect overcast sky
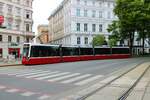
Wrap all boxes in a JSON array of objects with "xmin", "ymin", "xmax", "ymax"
[{"xmin": 33, "ymin": 0, "xmax": 63, "ymax": 34}]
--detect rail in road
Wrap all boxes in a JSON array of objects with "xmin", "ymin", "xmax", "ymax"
[{"xmin": 62, "ymin": 62, "xmax": 150, "ymax": 100}]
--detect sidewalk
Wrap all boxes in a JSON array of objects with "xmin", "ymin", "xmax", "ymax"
[
  {"xmin": 86, "ymin": 62, "xmax": 150, "ymax": 100},
  {"xmin": 0, "ymin": 59, "xmax": 22, "ymax": 67}
]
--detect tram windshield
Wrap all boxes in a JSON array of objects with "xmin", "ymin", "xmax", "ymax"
[{"xmin": 23, "ymin": 44, "xmax": 30, "ymax": 57}]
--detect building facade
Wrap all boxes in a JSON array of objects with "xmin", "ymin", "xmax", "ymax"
[
  {"xmin": 48, "ymin": 0, "xmax": 116, "ymax": 46},
  {"xmin": 0, "ymin": 0, "xmax": 34, "ymax": 59},
  {"xmin": 37, "ymin": 25, "xmax": 49, "ymax": 44}
]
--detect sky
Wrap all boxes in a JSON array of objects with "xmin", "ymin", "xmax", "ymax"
[{"xmin": 33, "ymin": 0, "xmax": 63, "ymax": 34}]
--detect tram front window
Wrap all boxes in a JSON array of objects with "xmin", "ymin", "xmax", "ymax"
[{"xmin": 23, "ymin": 44, "xmax": 30, "ymax": 58}]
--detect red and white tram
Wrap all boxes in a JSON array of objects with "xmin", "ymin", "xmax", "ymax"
[{"xmin": 22, "ymin": 43, "xmax": 131, "ymax": 65}]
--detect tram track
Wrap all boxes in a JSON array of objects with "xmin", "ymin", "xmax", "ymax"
[{"xmin": 63, "ymin": 62, "xmax": 150, "ymax": 100}]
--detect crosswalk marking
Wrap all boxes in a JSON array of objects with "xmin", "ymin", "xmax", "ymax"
[
  {"xmin": 21, "ymin": 92, "xmax": 35, "ymax": 96},
  {"xmin": 9, "ymin": 69, "xmax": 43, "ymax": 75},
  {"xmin": 0, "ymin": 69, "xmax": 39, "ymax": 75},
  {"xmin": 6, "ymin": 89, "xmax": 19, "ymax": 93},
  {"xmin": 16, "ymin": 71, "xmax": 50, "ymax": 77},
  {"xmin": 48, "ymin": 73, "xmax": 80, "ymax": 82},
  {"xmin": 74, "ymin": 75, "xmax": 104, "ymax": 86},
  {"xmin": 36, "ymin": 72, "xmax": 70, "ymax": 80},
  {"xmin": 0, "ymin": 86, "xmax": 6, "ymax": 89},
  {"xmin": 26, "ymin": 71, "xmax": 59, "ymax": 78},
  {"xmin": 61, "ymin": 74, "xmax": 92, "ymax": 84},
  {"xmin": 0, "ymin": 68, "xmax": 105, "ymax": 86},
  {"xmin": 38, "ymin": 95, "xmax": 51, "ymax": 100}
]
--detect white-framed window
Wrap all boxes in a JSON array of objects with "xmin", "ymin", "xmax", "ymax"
[
  {"xmin": 107, "ymin": 11, "xmax": 111, "ymax": 19},
  {"xmin": 7, "ymin": 4, "xmax": 13, "ymax": 14},
  {"xmin": 84, "ymin": 23, "xmax": 88, "ymax": 32},
  {"xmin": 76, "ymin": 9, "xmax": 80, "ymax": 17},
  {"xmin": 84, "ymin": 1, "xmax": 87, "ymax": 5},
  {"xmin": 84, "ymin": 9, "xmax": 88, "ymax": 17},
  {"xmin": 84, "ymin": 37, "xmax": 88, "ymax": 44},
  {"xmin": 92, "ymin": 10, "xmax": 96, "ymax": 18},
  {"xmin": 77, "ymin": 0, "xmax": 80, "ymax": 5},
  {"xmin": 77, "ymin": 23, "xmax": 80, "ymax": 31},
  {"xmin": 99, "ymin": 24, "xmax": 103, "ymax": 32},
  {"xmin": 0, "ymin": 2, "xmax": 4, "ymax": 13},
  {"xmin": 16, "ymin": 7, "xmax": 21, "ymax": 16},
  {"xmin": 92, "ymin": 24, "xmax": 96, "ymax": 32},
  {"xmin": 99, "ymin": 11, "xmax": 103, "ymax": 18},
  {"xmin": 77, "ymin": 37, "xmax": 81, "ymax": 44}
]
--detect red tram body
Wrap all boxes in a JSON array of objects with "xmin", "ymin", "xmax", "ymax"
[{"xmin": 22, "ymin": 43, "xmax": 131, "ymax": 65}]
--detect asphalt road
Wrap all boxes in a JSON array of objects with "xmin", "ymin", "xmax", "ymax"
[{"xmin": 0, "ymin": 57, "xmax": 149, "ymax": 100}]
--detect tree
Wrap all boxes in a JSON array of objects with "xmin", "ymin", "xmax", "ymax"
[
  {"xmin": 108, "ymin": 38, "xmax": 117, "ymax": 47},
  {"xmin": 108, "ymin": 0, "xmax": 150, "ymax": 55},
  {"xmin": 92, "ymin": 35, "xmax": 107, "ymax": 46}
]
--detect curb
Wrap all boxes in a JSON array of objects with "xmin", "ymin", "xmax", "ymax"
[{"xmin": 0, "ymin": 64, "xmax": 22, "ymax": 67}]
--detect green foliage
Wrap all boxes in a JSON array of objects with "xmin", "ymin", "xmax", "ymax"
[
  {"xmin": 108, "ymin": 0, "xmax": 150, "ymax": 54},
  {"xmin": 92, "ymin": 35, "xmax": 107, "ymax": 46},
  {"xmin": 108, "ymin": 39, "xmax": 117, "ymax": 47}
]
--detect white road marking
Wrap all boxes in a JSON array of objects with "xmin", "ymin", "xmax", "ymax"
[
  {"xmin": 48, "ymin": 73, "xmax": 80, "ymax": 82},
  {"xmin": 38, "ymin": 95, "xmax": 51, "ymax": 100},
  {"xmin": 0, "ymin": 86, "xmax": 6, "ymax": 89},
  {"xmin": 16, "ymin": 71, "xmax": 50, "ymax": 77},
  {"xmin": 61, "ymin": 74, "xmax": 92, "ymax": 84},
  {"xmin": 21, "ymin": 92, "xmax": 35, "ymax": 96},
  {"xmin": 36, "ymin": 72, "xmax": 70, "ymax": 80},
  {"xmin": 9, "ymin": 69, "xmax": 43, "ymax": 75},
  {"xmin": 26, "ymin": 71, "xmax": 59, "ymax": 78},
  {"xmin": 75, "ymin": 75, "xmax": 104, "ymax": 86},
  {"xmin": 6, "ymin": 89, "xmax": 19, "ymax": 93},
  {"xmin": 8, "ymin": 69, "xmax": 38, "ymax": 75}
]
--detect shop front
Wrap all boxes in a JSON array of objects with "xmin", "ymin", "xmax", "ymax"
[{"xmin": 8, "ymin": 48, "xmax": 20, "ymax": 59}]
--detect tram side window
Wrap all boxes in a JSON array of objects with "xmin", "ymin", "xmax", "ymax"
[
  {"xmin": 80, "ymin": 48, "xmax": 93, "ymax": 55},
  {"xmin": 62, "ymin": 47, "xmax": 79, "ymax": 56},
  {"xmin": 30, "ymin": 46, "xmax": 59, "ymax": 57},
  {"xmin": 112, "ymin": 48, "xmax": 129, "ymax": 54},
  {"xmin": 95, "ymin": 48, "xmax": 111, "ymax": 55}
]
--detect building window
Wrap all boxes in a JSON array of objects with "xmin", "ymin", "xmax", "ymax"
[
  {"xmin": 26, "ymin": 11, "xmax": 30, "ymax": 19},
  {"xmin": 0, "ymin": 35, "xmax": 2, "ymax": 42},
  {"xmin": 84, "ymin": 23, "xmax": 88, "ymax": 32},
  {"xmin": 85, "ymin": 37, "xmax": 88, "ymax": 44},
  {"xmin": 15, "ymin": 21, "xmax": 20, "ymax": 30},
  {"xmin": 77, "ymin": 0, "xmax": 80, "ymax": 4},
  {"xmin": 92, "ymin": 10, "xmax": 96, "ymax": 18},
  {"xmin": 16, "ymin": 36, "xmax": 20, "ymax": 43},
  {"xmin": 17, "ymin": 0, "xmax": 20, "ymax": 4},
  {"xmin": 84, "ymin": 10, "xmax": 88, "ymax": 17},
  {"xmin": 99, "ymin": 11, "xmax": 103, "ymax": 18},
  {"xmin": 76, "ymin": 9, "xmax": 80, "ymax": 17},
  {"xmin": 92, "ymin": 1, "xmax": 95, "ymax": 6},
  {"xmin": 77, "ymin": 37, "xmax": 81, "ymax": 44},
  {"xmin": 107, "ymin": 11, "xmax": 111, "ymax": 19},
  {"xmin": 84, "ymin": 1, "xmax": 87, "ymax": 5},
  {"xmin": 7, "ymin": 4, "xmax": 13, "ymax": 14},
  {"xmin": 8, "ymin": 36, "xmax": 12, "ymax": 42},
  {"xmin": 26, "ymin": 0, "xmax": 30, "ymax": 6},
  {"xmin": 26, "ymin": 24, "xmax": 30, "ymax": 31},
  {"xmin": 99, "ymin": 24, "xmax": 103, "ymax": 32},
  {"xmin": 107, "ymin": 2, "xmax": 111, "ymax": 8},
  {"xmin": 26, "ymin": 37, "xmax": 30, "ymax": 43},
  {"xmin": 0, "ymin": 2, "xmax": 4, "ymax": 13},
  {"xmin": 92, "ymin": 24, "xmax": 96, "ymax": 32},
  {"xmin": 16, "ymin": 7, "xmax": 21, "ymax": 16},
  {"xmin": 77, "ymin": 23, "xmax": 80, "ymax": 31}
]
